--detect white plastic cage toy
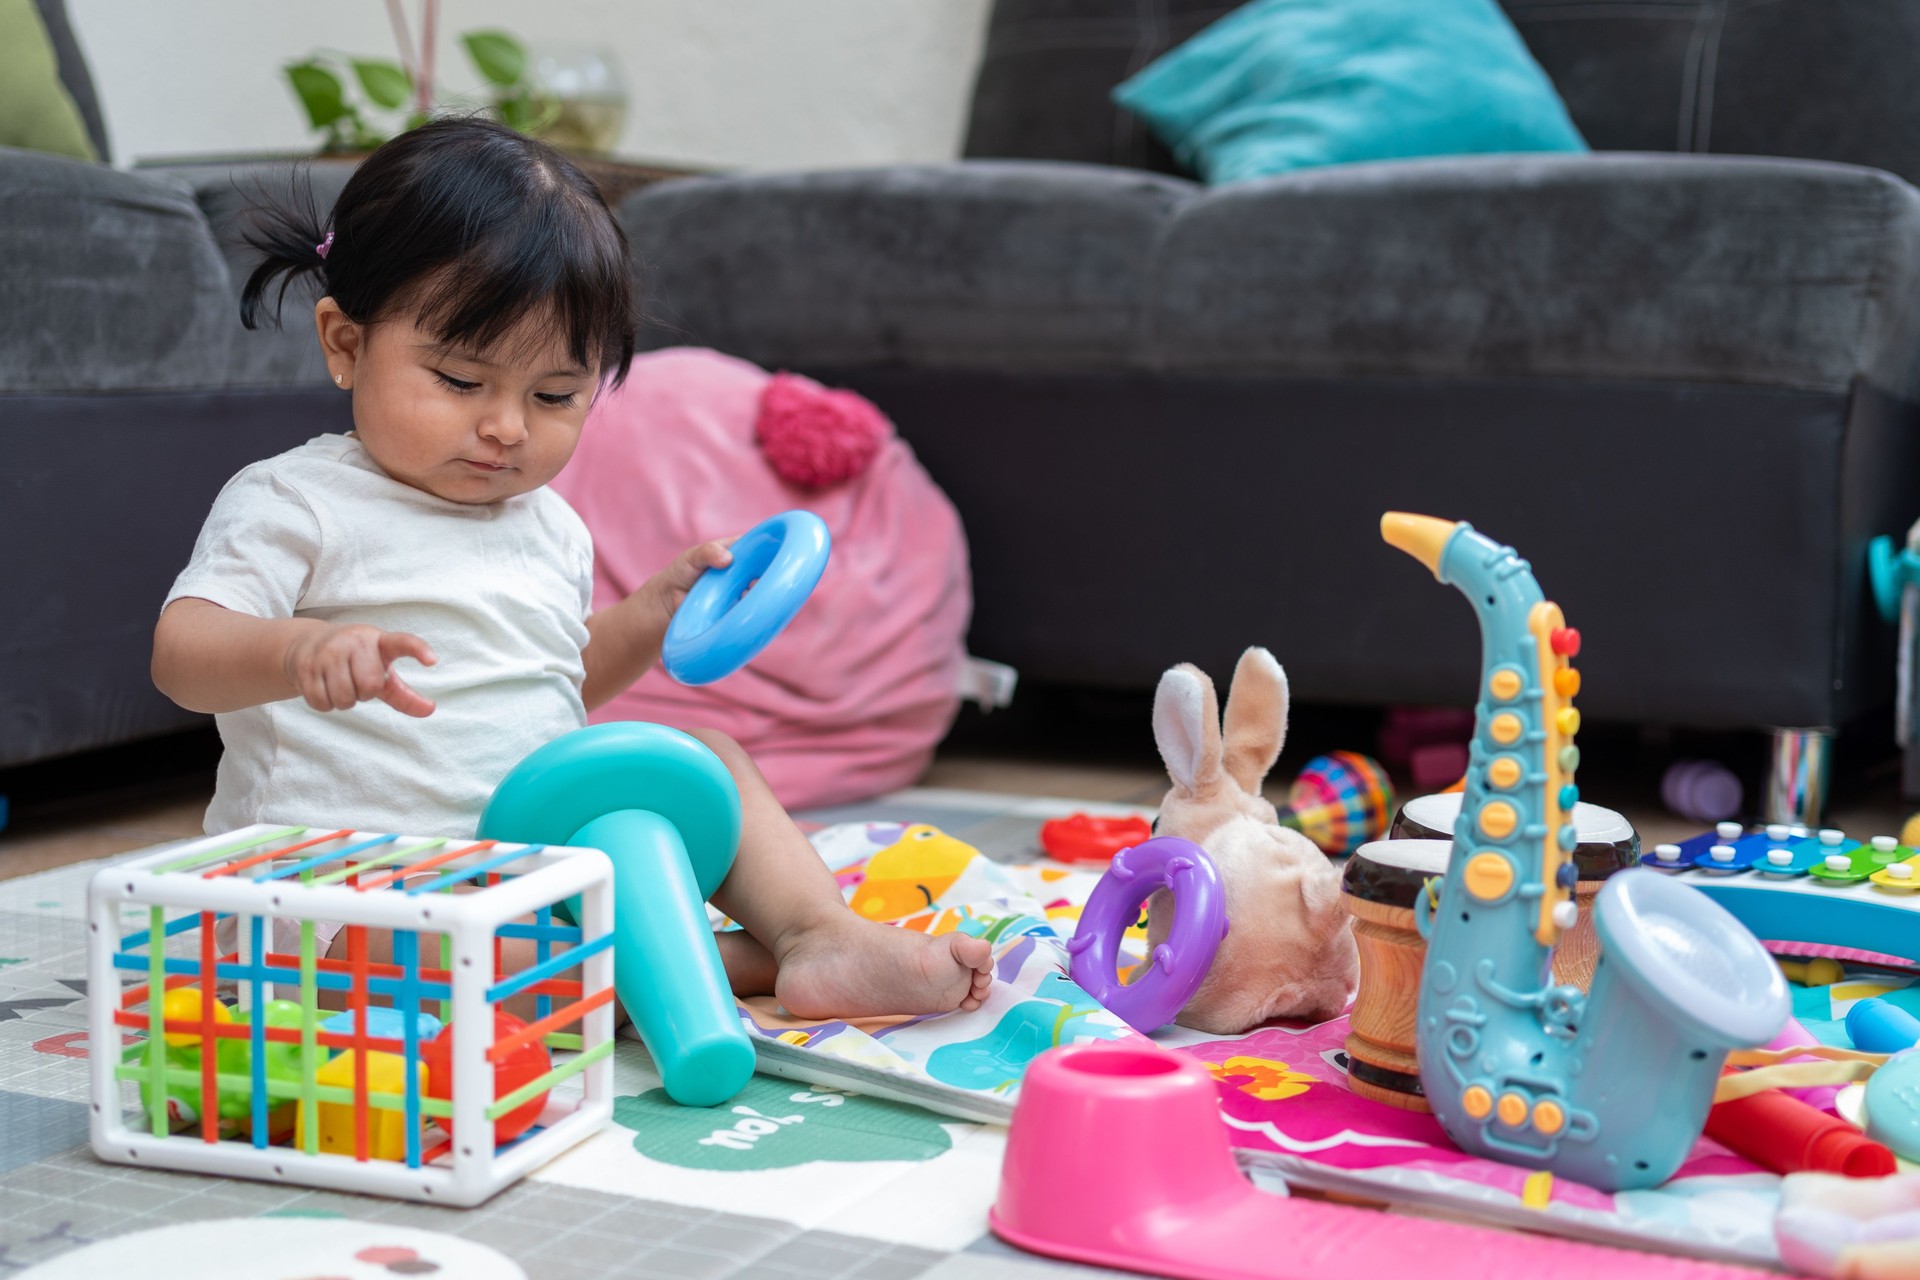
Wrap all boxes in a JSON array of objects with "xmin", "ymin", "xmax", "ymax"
[{"xmin": 87, "ymin": 823, "xmax": 616, "ymax": 1206}]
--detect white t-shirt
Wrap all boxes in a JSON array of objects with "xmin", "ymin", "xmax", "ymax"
[{"xmin": 167, "ymin": 433, "xmax": 594, "ymax": 839}]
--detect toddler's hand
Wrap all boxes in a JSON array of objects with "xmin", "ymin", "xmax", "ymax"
[
  {"xmin": 283, "ymin": 624, "xmax": 438, "ymax": 717},
  {"xmin": 649, "ymin": 537, "xmax": 736, "ymax": 618}
]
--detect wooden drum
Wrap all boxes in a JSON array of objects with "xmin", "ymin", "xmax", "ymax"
[
  {"xmin": 1389, "ymin": 792, "xmax": 1640, "ymax": 992},
  {"xmin": 1341, "ymin": 839, "xmax": 1451, "ymax": 1112}
]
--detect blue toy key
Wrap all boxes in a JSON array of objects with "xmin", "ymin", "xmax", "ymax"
[
  {"xmin": 1849, "ymin": 999, "xmax": 1920, "ymax": 1055},
  {"xmin": 662, "ymin": 510, "xmax": 831, "ymax": 686}
]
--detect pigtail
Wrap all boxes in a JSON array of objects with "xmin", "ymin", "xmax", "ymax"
[{"xmin": 238, "ymin": 167, "xmax": 332, "ymax": 331}]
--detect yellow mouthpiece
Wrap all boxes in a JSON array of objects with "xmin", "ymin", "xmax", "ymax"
[{"xmin": 1380, "ymin": 512, "xmax": 1459, "ymax": 578}]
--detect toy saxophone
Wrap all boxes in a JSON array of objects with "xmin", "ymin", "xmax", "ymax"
[{"xmin": 1382, "ymin": 513, "xmax": 1789, "ymax": 1191}]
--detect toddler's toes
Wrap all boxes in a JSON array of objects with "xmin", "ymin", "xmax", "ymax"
[
  {"xmin": 960, "ymin": 967, "xmax": 993, "ymax": 1012},
  {"xmin": 949, "ymin": 934, "xmax": 993, "ymax": 1011}
]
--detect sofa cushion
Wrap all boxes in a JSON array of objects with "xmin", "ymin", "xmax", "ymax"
[
  {"xmin": 1147, "ymin": 153, "xmax": 1920, "ymax": 397},
  {"xmin": 965, "ymin": 1, "xmax": 1234, "ymax": 174},
  {"xmin": 623, "ymin": 162, "xmax": 1195, "ymax": 371},
  {"xmin": 624, "ymin": 154, "xmax": 1920, "ymax": 399},
  {"xmin": 0, "ymin": 149, "xmax": 233, "ymax": 393},
  {"xmin": 1504, "ymin": 0, "xmax": 1920, "ymax": 189}
]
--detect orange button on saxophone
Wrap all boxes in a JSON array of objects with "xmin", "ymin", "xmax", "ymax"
[{"xmin": 1464, "ymin": 852, "xmax": 1515, "ymax": 901}]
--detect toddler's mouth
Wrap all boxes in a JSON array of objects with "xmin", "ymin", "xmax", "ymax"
[{"xmin": 461, "ymin": 458, "xmax": 513, "ymax": 473}]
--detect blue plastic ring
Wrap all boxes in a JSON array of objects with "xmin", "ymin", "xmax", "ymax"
[{"xmin": 661, "ymin": 510, "xmax": 831, "ymax": 686}]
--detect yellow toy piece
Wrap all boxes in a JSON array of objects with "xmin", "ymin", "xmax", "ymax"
[
  {"xmin": 161, "ymin": 986, "xmax": 233, "ymax": 1047},
  {"xmin": 297, "ymin": 1050, "xmax": 427, "ymax": 1161},
  {"xmin": 1903, "ymin": 813, "xmax": 1920, "ymax": 849},
  {"xmin": 847, "ymin": 825, "xmax": 977, "ymax": 919}
]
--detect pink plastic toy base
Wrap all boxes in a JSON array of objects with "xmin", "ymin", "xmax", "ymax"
[{"xmin": 990, "ymin": 1045, "xmax": 1772, "ymax": 1280}]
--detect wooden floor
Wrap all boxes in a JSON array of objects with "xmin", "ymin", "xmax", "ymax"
[{"xmin": 3, "ymin": 729, "xmax": 1913, "ymax": 882}]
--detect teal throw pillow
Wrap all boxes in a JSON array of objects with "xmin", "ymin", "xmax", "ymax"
[{"xmin": 1113, "ymin": 0, "xmax": 1587, "ymax": 184}]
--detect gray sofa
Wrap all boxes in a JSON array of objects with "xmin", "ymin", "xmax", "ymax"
[
  {"xmin": 4, "ymin": 0, "xmax": 1919, "ymax": 821},
  {"xmin": 620, "ymin": 0, "xmax": 1920, "ymax": 806}
]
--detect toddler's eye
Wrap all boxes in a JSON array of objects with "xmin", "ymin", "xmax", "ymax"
[
  {"xmin": 536, "ymin": 392, "xmax": 578, "ymax": 408},
  {"xmin": 434, "ymin": 371, "xmax": 480, "ymax": 392}
]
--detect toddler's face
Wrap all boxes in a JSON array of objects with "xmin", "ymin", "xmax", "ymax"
[{"xmin": 317, "ymin": 301, "xmax": 597, "ymax": 505}]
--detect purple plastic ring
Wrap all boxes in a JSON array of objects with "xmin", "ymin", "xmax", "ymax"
[{"xmin": 1066, "ymin": 836, "xmax": 1228, "ymax": 1033}]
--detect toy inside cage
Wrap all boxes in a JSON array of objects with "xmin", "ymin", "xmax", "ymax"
[{"xmin": 87, "ymin": 823, "xmax": 616, "ymax": 1206}]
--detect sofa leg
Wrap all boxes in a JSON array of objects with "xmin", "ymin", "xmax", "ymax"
[{"xmin": 1765, "ymin": 728, "xmax": 1832, "ymax": 828}]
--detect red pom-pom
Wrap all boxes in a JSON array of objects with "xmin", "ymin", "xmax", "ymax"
[{"xmin": 754, "ymin": 372, "xmax": 891, "ymax": 489}]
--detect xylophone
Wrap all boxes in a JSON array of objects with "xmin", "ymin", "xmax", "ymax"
[{"xmin": 1643, "ymin": 821, "xmax": 1920, "ymax": 965}]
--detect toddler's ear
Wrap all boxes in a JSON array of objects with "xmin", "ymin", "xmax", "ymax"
[{"xmin": 1154, "ymin": 664, "xmax": 1222, "ymax": 793}]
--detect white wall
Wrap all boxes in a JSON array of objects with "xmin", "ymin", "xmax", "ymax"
[{"xmin": 66, "ymin": 1, "xmax": 993, "ymax": 171}]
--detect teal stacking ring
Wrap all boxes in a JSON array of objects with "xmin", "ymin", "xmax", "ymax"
[{"xmin": 662, "ymin": 510, "xmax": 831, "ymax": 686}]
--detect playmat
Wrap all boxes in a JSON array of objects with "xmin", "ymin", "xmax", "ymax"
[{"xmin": 0, "ymin": 786, "xmax": 1911, "ymax": 1277}]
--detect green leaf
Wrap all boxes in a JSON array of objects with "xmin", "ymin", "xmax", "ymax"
[
  {"xmin": 493, "ymin": 89, "xmax": 538, "ymax": 133},
  {"xmin": 285, "ymin": 60, "xmax": 349, "ymax": 129},
  {"xmin": 351, "ymin": 58, "xmax": 412, "ymax": 110},
  {"xmin": 463, "ymin": 30, "xmax": 526, "ymax": 88}
]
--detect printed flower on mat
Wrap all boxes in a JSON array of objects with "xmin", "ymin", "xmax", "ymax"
[{"xmin": 1209, "ymin": 1055, "xmax": 1317, "ymax": 1102}]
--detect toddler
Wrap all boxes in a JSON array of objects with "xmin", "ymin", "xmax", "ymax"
[{"xmin": 151, "ymin": 119, "xmax": 991, "ymax": 1021}]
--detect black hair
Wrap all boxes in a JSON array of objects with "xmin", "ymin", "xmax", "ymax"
[{"xmin": 240, "ymin": 117, "xmax": 635, "ymax": 385}]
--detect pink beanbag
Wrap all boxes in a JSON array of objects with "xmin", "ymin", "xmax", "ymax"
[{"xmin": 553, "ymin": 348, "xmax": 972, "ymax": 809}]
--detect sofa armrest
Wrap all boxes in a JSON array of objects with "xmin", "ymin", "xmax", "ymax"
[{"xmin": 0, "ymin": 148, "xmax": 235, "ymax": 394}]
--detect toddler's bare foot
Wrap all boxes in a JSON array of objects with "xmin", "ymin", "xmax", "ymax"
[{"xmin": 774, "ymin": 917, "xmax": 993, "ymax": 1021}]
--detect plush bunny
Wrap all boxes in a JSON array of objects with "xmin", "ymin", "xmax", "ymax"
[{"xmin": 1148, "ymin": 647, "xmax": 1358, "ymax": 1033}]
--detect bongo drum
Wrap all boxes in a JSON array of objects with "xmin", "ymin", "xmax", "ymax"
[
  {"xmin": 1389, "ymin": 792, "xmax": 1640, "ymax": 992},
  {"xmin": 1341, "ymin": 839, "xmax": 1450, "ymax": 1112}
]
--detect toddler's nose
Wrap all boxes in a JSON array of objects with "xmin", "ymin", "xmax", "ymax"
[{"xmin": 478, "ymin": 407, "xmax": 528, "ymax": 447}]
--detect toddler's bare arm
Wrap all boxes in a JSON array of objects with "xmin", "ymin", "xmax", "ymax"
[
  {"xmin": 580, "ymin": 538, "xmax": 732, "ymax": 709},
  {"xmin": 153, "ymin": 597, "xmax": 436, "ymax": 716}
]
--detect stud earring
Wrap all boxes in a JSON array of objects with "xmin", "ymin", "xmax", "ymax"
[{"xmin": 333, "ymin": 373, "xmax": 344, "ymax": 386}]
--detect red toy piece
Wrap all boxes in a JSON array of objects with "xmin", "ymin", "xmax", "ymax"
[
  {"xmin": 422, "ymin": 1012, "xmax": 552, "ymax": 1143},
  {"xmin": 1040, "ymin": 814, "xmax": 1153, "ymax": 864},
  {"xmin": 1705, "ymin": 1084, "xmax": 1896, "ymax": 1177}
]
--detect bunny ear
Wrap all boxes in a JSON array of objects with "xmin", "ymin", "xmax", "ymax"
[
  {"xmin": 1153, "ymin": 664, "xmax": 1223, "ymax": 793},
  {"xmin": 1222, "ymin": 647, "xmax": 1289, "ymax": 796}
]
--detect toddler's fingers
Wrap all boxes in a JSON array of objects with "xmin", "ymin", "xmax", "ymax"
[
  {"xmin": 300, "ymin": 674, "xmax": 333, "ymax": 714},
  {"xmin": 319, "ymin": 660, "xmax": 358, "ymax": 712},
  {"xmin": 378, "ymin": 630, "xmax": 438, "ymax": 670},
  {"xmin": 347, "ymin": 641, "xmax": 388, "ymax": 702},
  {"xmin": 697, "ymin": 538, "xmax": 735, "ymax": 569},
  {"xmin": 379, "ymin": 670, "xmax": 436, "ymax": 718}
]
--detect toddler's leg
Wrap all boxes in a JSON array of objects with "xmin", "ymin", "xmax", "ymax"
[{"xmin": 686, "ymin": 728, "xmax": 993, "ymax": 1019}]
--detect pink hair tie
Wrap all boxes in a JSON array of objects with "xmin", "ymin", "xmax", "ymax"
[{"xmin": 316, "ymin": 230, "xmax": 334, "ymax": 259}]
